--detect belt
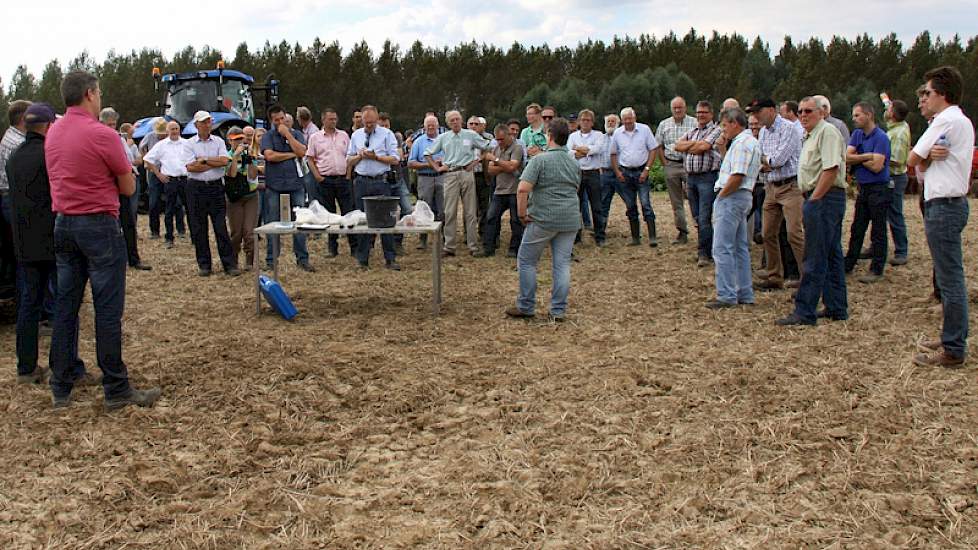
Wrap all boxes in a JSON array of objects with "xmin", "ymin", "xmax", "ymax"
[
  {"xmin": 355, "ymin": 173, "xmax": 386, "ymax": 180},
  {"xmin": 322, "ymin": 174, "xmax": 346, "ymax": 179},
  {"xmin": 927, "ymin": 196, "xmax": 966, "ymax": 204},
  {"xmin": 665, "ymin": 157, "xmax": 683, "ymax": 164},
  {"xmin": 769, "ymin": 176, "xmax": 797, "ymax": 186},
  {"xmin": 164, "ymin": 175, "xmax": 187, "ymax": 179},
  {"xmin": 417, "ymin": 170, "xmax": 439, "ymax": 178},
  {"xmin": 445, "ymin": 165, "xmax": 467, "ymax": 173},
  {"xmin": 581, "ymin": 169, "xmax": 600, "ymax": 175},
  {"xmin": 620, "ymin": 165, "xmax": 646, "ymax": 171},
  {"xmin": 189, "ymin": 177, "xmax": 224, "ymax": 184}
]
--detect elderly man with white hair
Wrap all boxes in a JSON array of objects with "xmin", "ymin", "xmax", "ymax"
[
  {"xmin": 813, "ymin": 95, "xmax": 851, "ymax": 143},
  {"xmin": 408, "ymin": 114, "xmax": 444, "ymax": 251},
  {"xmin": 610, "ymin": 106, "xmax": 660, "ymax": 247},
  {"xmin": 424, "ymin": 110, "xmax": 491, "ymax": 257}
]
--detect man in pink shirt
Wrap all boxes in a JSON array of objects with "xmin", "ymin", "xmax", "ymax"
[
  {"xmin": 44, "ymin": 70, "xmax": 161, "ymax": 410},
  {"xmin": 305, "ymin": 107, "xmax": 354, "ymax": 257}
]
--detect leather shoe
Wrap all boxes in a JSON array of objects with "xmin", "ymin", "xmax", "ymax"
[
  {"xmin": 816, "ymin": 309, "xmax": 848, "ymax": 321},
  {"xmin": 917, "ymin": 338, "xmax": 942, "ymax": 353},
  {"xmin": 913, "ymin": 351, "xmax": 965, "ymax": 369},
  {"xmin": 198, "ymin": 268, "xmax": 212, "ymax": 277},
  {"xmin": 298, "ymin": 262, "xmax": 316, "ymax": 272},
  {"xmin": 225, "ymin": 267, "xmax": 242, "ymax": 277},
  {"xmin": 384, "ymin": 261, "xmax": 401, "ymax": 271},
  {"xmin": 858, "ymin": 273, "xmax": 883, "ymax": 284},
  {"xmin": 130, "ymin": 262, "xmax": 152, "ymax": 271},
  {"xmin": 755, "ymin": 280, "xmax": 784, "ymax": 291},
  {"xmin": 775, "ymin": 313, "xmax": 816, "ymax": 326},
  {"xmin": 17, "ymin": 366, "xmax": 47, "ymax": 384},
  {"xmin": 441, "ymin": 250, "xmax": 456, "ymax": 258},
  {"xmin": 105, "ymin": 387, "xmax": 162, "ymax": 411},
  {"xmin": 505, "ymin": 306, "xmax": 534, "ymax": 319},
  {"xmin": 705, "ymin": 300, "xmax": 736, "ymax": 309},
  {"xmin": 890, "ymin": 256, "xmax": 908, "ymax": 266}
]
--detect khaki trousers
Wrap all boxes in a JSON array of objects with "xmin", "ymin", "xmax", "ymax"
[
  {"xmin": 761, "ymin": 181, "xmax": 805, "ymax": 282},
  {"xmin": 443, "ymin": 170, "xmax": 479, "ymax": 254},
  {"xmin": 227, "ymin": 193, "xmax": 259, "ymax": 266},
  {"xmin": 664, "ymin": 160, "xmax": 689, "ymax": 235}
]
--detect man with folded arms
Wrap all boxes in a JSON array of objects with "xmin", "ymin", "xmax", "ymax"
[
  {"xmin": 567, "ymin": 109, "xmax": 608, "ymax": 246},
  {"xmin": 185, "ymin": 111, "xmax": 238, "ymax": 277},
  {"xmin": 143, "ymin": 120, "xmax": 193, "ymax": 249},
  {"xmin": 911, "ymin": 66, "xmax": 975, "ymax": 368},
  {"xmin": 675, "ymin": 100, "xmax": 723, "ymax": 266}
]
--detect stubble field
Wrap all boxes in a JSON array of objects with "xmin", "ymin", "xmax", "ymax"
[{"xmin": 1, "ymin": 192, "xmax": 978, "ymax": 549}]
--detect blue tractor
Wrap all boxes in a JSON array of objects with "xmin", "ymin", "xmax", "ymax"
[{"xmin": 132, "ymin": 62, "xmax": 279, "ymax": 140}]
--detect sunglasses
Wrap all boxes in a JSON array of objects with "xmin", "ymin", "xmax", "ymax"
[
  {"xmin": 920, "ymin": 89, "xmax": 934, "ymax": 97},
  {"xmin": 798, "ymin": 108, "xmax": 817, "ymax": 114},
  {"xmin": 542, "ymin": 116, "xmax": 554, "ymax": 120}
]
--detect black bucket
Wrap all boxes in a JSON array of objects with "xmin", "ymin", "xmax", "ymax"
[{"xmin": 363, "ymin": 195, "xmax": 400, "ymax": 228}]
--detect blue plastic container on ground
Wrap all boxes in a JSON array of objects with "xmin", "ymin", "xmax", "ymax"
[{"xmin": 259, "ymin": 275, "xmax": 298, "ymax": 320}]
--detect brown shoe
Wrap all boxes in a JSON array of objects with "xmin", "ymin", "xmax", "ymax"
[
  {"xmin": 917, "ymin": 338, "xmax": 943, "ymax": 353},
  {"xmin": 505, "ymin": 307, "xmax": 534, "ymax": 319},
  {"xmin": 913, "ymin": 351, "xmax": 965, "ymax": 369},
  {"xmin": 755, "ymin": 279, "xmax": 784, "ymax": 291}
]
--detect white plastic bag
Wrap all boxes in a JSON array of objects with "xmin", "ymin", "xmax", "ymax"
[
  {"xmin": 308, "ymin": 200, "xmax": 343, "ymax": 225},
  {"xmin": 412, "ymin": 200, "xmax": 435, "ymax": 226},
  {"xmin": 397, "ymin": 214, "xmax": 417, "ymax": 227},
  {"xmin": 340, "ymin": 210, "xmax": 367, "ymax": 228}
]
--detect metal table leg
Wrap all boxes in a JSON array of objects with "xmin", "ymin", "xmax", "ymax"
[
  {"xmin": 432, "ymin": 225, "xmax": 442, "ymax": 315},
  {"xmin": 254, "ymin": 232, "xmax": 261, "ymax": 314}
]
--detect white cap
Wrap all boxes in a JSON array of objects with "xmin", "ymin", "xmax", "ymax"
[{"xmin": 193, "ymin": 110, "xmax": 212, "ymax": 123}]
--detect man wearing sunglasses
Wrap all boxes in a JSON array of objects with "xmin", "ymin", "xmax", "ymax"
[
  {"xmin": 776, "ymin": 97, "xmax": 848, "ymax": 326},
  {"xmin": 910, "ymin": 66, "xmax": 974, "ymax": 368}
]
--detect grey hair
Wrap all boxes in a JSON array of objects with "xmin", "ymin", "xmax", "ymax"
[
  {"xmin": 719, "ymin": 107, "xmax": 748, "ymax": 128},
  {"xmin": 445, "ymin": 110, "xmax": 462, "ymax": 121},
  {"xmin": 619, "ymin": 107, "xmax": 636, "ymax": 119},
  {"xmin": 813, "ymin": 94, "xmax": 831, "ymax": 112},
  {"xmin": 99, "ymin": 107, "xmax": 119, "ymax": 123},
  {"xmin": 423, "ymin": 115, "xmax": 438, "ymax": 126}
]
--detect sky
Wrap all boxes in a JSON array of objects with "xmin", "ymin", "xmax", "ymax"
[{"xmin": 5, "ymin": 0, "xmax": 976, "ymax": 86}]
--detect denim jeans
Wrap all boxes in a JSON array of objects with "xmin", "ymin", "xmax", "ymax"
[
  {"xmin": 163, "ymin": 177, "xmax": 187, "ymax": 241},
  {"xmin": 390, "ymin": 174, "xmax": 414, "ymax": 247},
  {"xmin": 924, "ymin": 198, "xmax": 969, "ymax": 358},
  {"xmin": 119, "ymin": 194, "xmax": 141, "ymax": 266},
  {"xmin": 483, "ymin": 193, "xmax": 524, "ymax": 254},
  {"xmin": 187, "ymin": 180, "xmax": 236, "ymax": 271},
  {"xmin": 844, "ymin": 183, "xmax": 891, "ymax": 275},
  {"xmin": 581, "ymin": 187, "xmax": 593, "ymax": 228},
  {"xmin": 50, "ymin": 214, "xmax": 129, "ymax": 399},
  {"xmin": 687, "ymin": 171, "xmax": 718, "ymax": 259},
  {"xmin": 794, "ymin": 189, "xmax": 848, "ymax": 323},
  {"xmin": 354, "ymin": 175, "xmax": 396, "ymax": 264},
  {"xmin": 711, "ymin": 189, "xmax": 754, "ymax": 305},
  {"xmin": 16, "ymin": 261, "xmax": 70, "ymax": 375},
  {"xmin": 319, "ymin": 176, "xmax": 356, "ymax": 255},
  {"xmin": 417, "ymin": 175, "xmax": 445, "ymax": 220},
  {"xmin": 579, "ymin": 170, "xmax": 606, "ymax": 242},
  {"xmin": 263, "ymin": 187, "xmax": 309, "ymax": 265},
  {"xmin": 516, "ymin": 223, "xmax": 576, "ymax": 316},
  {"xmin": 474, "ymin": 171, "xmax": 492, "ymax": 237},
  {"xmin": 147, "ymin": 171, "xmax": 163, "ymax": 236},
  {"xmin": 889, "ymin": 173, "xmax": 909, "ymax": 258},
  {"xmin": 599, "ymin": 170, "xmax": 617, "ymax": 222},
  {"xmin": 614, "ymin": 167, "xmax": 654, "ymax": 222},
  {"xmin": 302, "ymin": 171, "xmax": 320, "ymax": 205},
  {"xmin": 751, "ymin": 185, "xmax": 765, "ymax": 235}
]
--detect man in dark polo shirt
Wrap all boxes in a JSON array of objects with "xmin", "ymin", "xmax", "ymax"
[
  {"xmin": 843, "ymin": 101, "xmax": 892, "ymax": 283},
  {"xmin": 6, "ymin": 103, "xmax": 84, "ymax": 384},
  {"xmin": 44, "ymin": 70, "xmax": 160, "ymax": 410},
  {"xmin": 261, "ymin": 104, "xmax": 313, "ymax": 271}
]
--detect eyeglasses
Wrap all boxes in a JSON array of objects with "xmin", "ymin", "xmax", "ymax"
[
  {"xmin": 542, "ymin": 116, "xmax": 554, "ymax": 120},
  {"xmin": 920, "ymin": 89, "xmax": 934, "ymax": 97},
  {"xmin": 695, "ymin": 111, "xmax": 711, "ymax": 115},
  {"xmin": 798, "ymin": 108, "xmax": 817, "ymax": 114}
]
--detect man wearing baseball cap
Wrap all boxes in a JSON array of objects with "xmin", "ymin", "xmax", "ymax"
[{"xmin": 184, "ymin": 110, "xmax": 237, "ymax": 277}]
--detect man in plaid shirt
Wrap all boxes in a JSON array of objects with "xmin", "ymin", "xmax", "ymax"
[
  {"xmin": 675, "ymin": 100, "xmax": 723, "ymax": 267},
  {"xmin": 747, "ymin": 98, "xmax": 803, "ymax": 291},
  {"xmin": 656, "ymin": 97, "xmax": 697, "ymax": 245}
]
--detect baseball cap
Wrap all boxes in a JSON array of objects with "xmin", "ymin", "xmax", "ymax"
[
  {"xmin": 567, "ymin": 113, "xmax": 578, "ymax": 121},
  {"xmin": 24, "ymin": 103, "xmax": 57, "ymax": 124},
  {"xmin": 193, "ymin": 110, "xmax": 212, "ymax": 123},
  {"xmin": 745, "ymin": 99, "xmax": 776, "ymax": 113}
]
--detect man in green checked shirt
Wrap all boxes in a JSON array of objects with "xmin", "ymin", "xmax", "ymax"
[{"xmin": 520, "ymin": 103, "xmax": 549, "ymax": 158}]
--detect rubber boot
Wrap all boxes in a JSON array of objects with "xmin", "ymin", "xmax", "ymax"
[
  {"xmin": 646, "ymin": 220, "xmax": 658, "ymax": 248},
  {"xmin": 628, "ymin": 219, "xmax": 641, "ymax": 246}
]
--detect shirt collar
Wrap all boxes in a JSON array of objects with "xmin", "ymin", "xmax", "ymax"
[
  {"xmin": 548, "ymin": 145, "xmax": 567, "ymax": 152},
  {"xmin": 65, "ymin": 106, "xmax": 96, "ymax": 121}
]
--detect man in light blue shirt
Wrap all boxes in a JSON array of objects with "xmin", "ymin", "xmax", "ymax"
[
  {"xmin": 347, "ymin": 105, "xmax": 401, "ymax": 270},
  {"xmin": 408, "ymin": 115, "xmax": 444, "ymax": 250},
  {"xmin": 423, "ymin": 110, "xmax": 491, "ymax": 256},
  {"xmin": 707, "ymin": 108, "xmax": 761, "ymax": 309},
  {"xmin": 567, "ymin": 109, "xmax": 607, "ymax": 246},
  {"xmin": 610, "ymin": 107, "xmax": 660, "ymax": 247}
]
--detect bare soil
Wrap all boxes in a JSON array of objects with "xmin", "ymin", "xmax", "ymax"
[{"xmin": 1, "ymin": 193, "xmax": 978, "ymax": 549}]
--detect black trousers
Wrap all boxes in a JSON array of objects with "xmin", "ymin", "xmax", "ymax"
[
  {"xmin": 319, "ymin": 176, "xmax": 356, "ymax": 255},
  {"xmin": 186, "ymin": 180, "xmax": 234, "ymax": 270},
  {"xmin": 118, "ymin": 194, "xmax": 141, "ymax": 266},
  {"xmin": 844, "ymin": 184, "xmax": 892, "ymax": 275},
  {"xmin": 475, "ymin": 171, "xmax": 492, "ymax": 238}
]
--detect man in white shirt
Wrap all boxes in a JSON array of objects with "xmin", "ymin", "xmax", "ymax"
[
  {"xmin": 567, "ymin": 109, "xmax": 607, "ymax": 246},
  {"xmin": 610, "ymin": 107, "xmax": 660, "ymax": 247},
  {"xmin": 909, "ymin": 66, "xmax": 975, "ymax": 368},
  {"xmin": 185, "ymin": 111, "xmax": 237, "ymax": 277},
  {"xmin": 143, "ymin": 121, "xmax": 194, "ymax": 248}
]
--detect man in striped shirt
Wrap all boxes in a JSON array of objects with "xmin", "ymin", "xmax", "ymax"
[
  {"xmin": 885, "ymin": 99, "xmax": 912, "ymax": 265},
  {"xmin": 656, "ymin": 97, "xmax": 697, "ymax": 245},
  {"xmin": 675, "ymin": 100, "xmax": 723, "ymax": 266}
]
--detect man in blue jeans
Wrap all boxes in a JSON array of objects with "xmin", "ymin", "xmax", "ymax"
[
  {"xmin": 598, "ymin": 114, "xmax": 619, "ymax": 229},
  {"xmin": 705, "ymin": 108, "xmax": 761, "ymax": 308},
  {"xmin": 885, "ymin": 99, "xmax": 912, "ymax": 265},
  {"xmin": 44, "ymin": 70, "xmax": 160, "ymax": 410},
  {"xmin": 910, "ymin": 66, "xmax": 974, "ymax": 367},
  {"xmin": 506, "ymin": 117, "xmax": 581, "ymax": 322},
  {"xmin": 261, "ymin": 104, "xmax": 313, "ymax": 272},
  {"xmin": 675, "ymin": 100, "xmax": 723, "ymax": 266},
  {"xmin": 610, "ymin": 107, "xmax": 660, "ymax": 247},
  {"xmin": 776, "ymin": 97, "xmax": 848, "ymax": 326}
]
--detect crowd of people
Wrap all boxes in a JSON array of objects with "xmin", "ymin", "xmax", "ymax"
[{"xmin": 0, "ymin": 64, "xmax": 974, "ymax": 411}]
